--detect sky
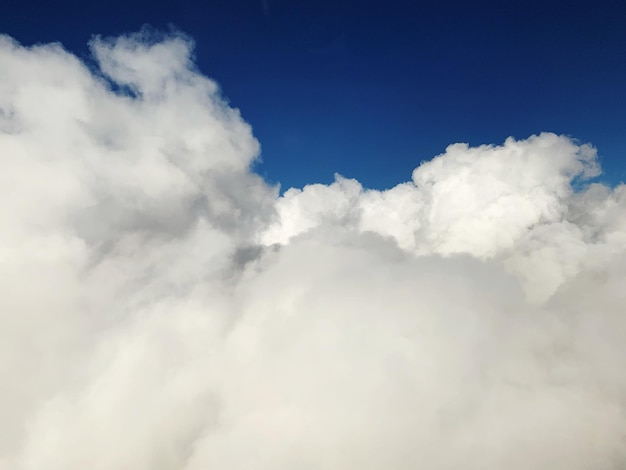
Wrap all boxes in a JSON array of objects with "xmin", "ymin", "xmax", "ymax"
[
  {"xmin": 2, "ymin": 0, "xmax": 625, "ymax": 189},
  {"xmin": 2, "ymin": 2, "xmax": 626, "ymax": 470}
]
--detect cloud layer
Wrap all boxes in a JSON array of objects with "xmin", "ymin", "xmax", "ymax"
[{"xmin": 1, "ymin": 31, "xmax": 626, "ymax": 469}]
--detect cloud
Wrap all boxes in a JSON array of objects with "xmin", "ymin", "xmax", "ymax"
[
  {"xmin": 261, "ymin": 0, "xmax": 270, "ymax": 20},
  {"xmin": 1, "ymin": 30, "xmax": 626, "ymax": 470},
  {"xmin": 262, "ymin": 134, "xmax": 605, "ymax": 301}
]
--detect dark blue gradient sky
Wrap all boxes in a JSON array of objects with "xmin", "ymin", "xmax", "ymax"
[{"xmin": 3, "ymin": 0, "xmax": 625, "ymax": 189}]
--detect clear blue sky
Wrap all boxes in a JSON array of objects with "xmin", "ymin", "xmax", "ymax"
[{"xmin": 2, "ymin": 0, "xmax": 625, "ymax": 189}]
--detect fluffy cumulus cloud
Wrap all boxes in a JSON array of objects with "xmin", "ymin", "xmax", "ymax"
[{"xmin": 1, "ymin": 31, "xmax": 626, "ymax": 470}]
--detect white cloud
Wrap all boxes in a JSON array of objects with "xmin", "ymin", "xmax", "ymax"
[
  {"xmin": 263, "ymin": 133, "xmax": 607, "ymax": 301},
  {"xmin": 1, "ymin": 30, "xmax": 626, "ymax": 470}
]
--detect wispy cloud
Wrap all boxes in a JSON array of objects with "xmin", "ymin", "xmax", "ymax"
[{"xmin": 261, "ymin": 0, "xmax": 270, "ymax": 20}]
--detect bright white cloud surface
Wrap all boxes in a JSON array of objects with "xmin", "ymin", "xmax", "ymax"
[{"xmin": 1, "ymin": 31, "xmax": 626, "ymax": 469}]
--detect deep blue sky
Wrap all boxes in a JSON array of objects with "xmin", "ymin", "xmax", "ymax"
[{"xmin": 3, "ymin": 0, "xmax": 626, "ymax": 189}]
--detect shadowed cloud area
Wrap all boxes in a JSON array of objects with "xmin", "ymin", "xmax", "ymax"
[{"xmin": 1, "ymin": 31, "xmax": 626, "ymax": 469}]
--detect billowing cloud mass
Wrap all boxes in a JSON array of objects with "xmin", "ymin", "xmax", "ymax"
[{"xmin": 1, "ymin": 31, "xmax": 626, "ymax": 470}]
